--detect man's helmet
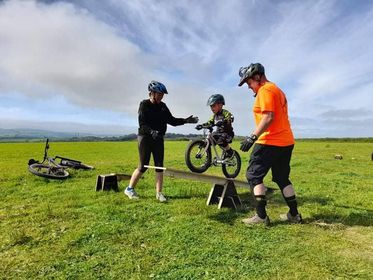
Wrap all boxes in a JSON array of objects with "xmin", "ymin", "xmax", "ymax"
[
  {"xmin": 207, "ymin": 94, "xmax": 225, "ymax": 106},
  {"xmin": 238, "ymin": 63, "xmax": 265, "ymax": 86},
  {"xmin": 148, "ymin": 80, "xmax": 168, "ymax": 94}
]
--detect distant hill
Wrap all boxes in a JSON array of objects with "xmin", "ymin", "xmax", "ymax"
[
  {"xmin": 0, "ymin": 128, "xmax": 93, "ymax": 140},
  {"xmin": 1, "ymin": 128, "xmax": 372, "ymax": 143},
  {"xmin": 0, "ymin": 128, "xmax": 201, "ymax": 142}
]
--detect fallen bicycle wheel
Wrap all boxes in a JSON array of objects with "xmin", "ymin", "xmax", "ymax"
[{"xmin": 28, "ymin": 163, "xmax": 69, "ymax": 179}]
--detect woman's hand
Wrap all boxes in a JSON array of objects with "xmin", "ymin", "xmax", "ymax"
[{"xmin": 185, "ymin": 115, "xmax": 199, "ymax": 123}]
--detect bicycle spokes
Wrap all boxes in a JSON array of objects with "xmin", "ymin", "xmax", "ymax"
[
  {"xmin": 222, "ymin": 150, "xmax": 241, "ymax": 178},
  {"xmin": 185, "ymin": 140, "xmax": 212, "ymax": 173},
  {"xmin": 195, "ymin": 145, "xmax": 207, "ymax": 159}
]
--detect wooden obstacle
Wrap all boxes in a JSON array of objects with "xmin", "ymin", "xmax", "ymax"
[
  {"xmin": 97, "ymin": 166, "xmax": 276, "ymax": 210},
  {"xmin": 144, "ymin": 165, "xmax": 269, "ymax": 210},
  {"xmin": 95, "ymin": 173, "xmax": 131, "ymax": 192}
]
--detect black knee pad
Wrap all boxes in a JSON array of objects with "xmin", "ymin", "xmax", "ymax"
[
  {"xmin": 255, "ymin": 195, "xmax": 267, "ymax": 203},
  {"xmin": 284, "ymin": 195, "xmax": 296, "ymax": 202}
]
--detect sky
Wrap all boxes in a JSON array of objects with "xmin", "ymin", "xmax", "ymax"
[{"xmin": 1, "ymin": 0, "xmax": 373, "ymax": 138}]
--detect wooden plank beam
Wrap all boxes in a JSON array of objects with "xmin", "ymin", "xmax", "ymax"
[
  {"xmin": 144, "ymin": 165, "xmax": 276, "ymax": 192},
  {"xmin": 164, "ymin": 168, "xmax": 250, "ymax": 189},
  {"xmin": 116, "ymin": 173, "xmax": 132, "ymax": 181}
]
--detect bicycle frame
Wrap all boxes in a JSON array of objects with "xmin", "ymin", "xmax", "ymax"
[
  {"xmin": 41, "ymin": 139, "xmax": 66, "ymax": 169},
  {"xmin": 200, "ymin": 127, "xmax": 227, "ymax": 166},
  {"xmin": 37, "ymin": 138, "xmax": 93, "ymax": 170},
  {"xmin": 41, "ymin": 138, "xmax": 50, "ymax": 163}
]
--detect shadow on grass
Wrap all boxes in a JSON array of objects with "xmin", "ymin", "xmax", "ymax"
[
  {"xmin": 167, "ymin": 193, "xmax": 211, "ymax": 199},
  {"xmin": 271, "ymin": 194, "xmax": 373, "ymax": 227},
  {"xmin": 307, "ymin": 211, "xmax": 373, "ymax": 227},
  {"xmin": 208, "ymin": 209, "xmax": 242, "ymax": 225},
  {"xmin": 207, "ymin": 191, "xmax": 373, "ymax": 227},
  {"xmin": 206, "ymin": 191, "xmax": 256, "ymax": 225}
]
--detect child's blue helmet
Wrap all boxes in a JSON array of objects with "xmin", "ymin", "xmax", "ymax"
[
  {"xmin": 148, "ymin": 80, "xmax": 168, "ymax": 94},
  {"xmin": 207, "ymin": 94, "xmax": 225, "ymax": 106}
]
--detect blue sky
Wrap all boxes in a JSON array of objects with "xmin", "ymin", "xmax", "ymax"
[{"xmin": 1, "ymin": 0, "xmax": 373, "ymax": 137}]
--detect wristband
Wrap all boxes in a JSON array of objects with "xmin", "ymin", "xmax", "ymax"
[{"xmin": 250, "ymin": 134, "xmax": 258, "ymax": 141}]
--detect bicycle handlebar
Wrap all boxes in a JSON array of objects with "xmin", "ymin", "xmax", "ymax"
[{"xmin": 195, "ymin": 122, "xmax": 223, "ymax": 132}]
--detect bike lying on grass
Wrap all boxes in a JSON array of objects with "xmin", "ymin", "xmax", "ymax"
[
  {"xmin": 28, "ymin": 139, "xmax": 94, "ymax": 179},
  {"xmin": 185, "ymin": 123, "xmax": 241, "ymax": 178}
]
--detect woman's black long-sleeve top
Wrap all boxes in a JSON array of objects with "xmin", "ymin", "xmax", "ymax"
[{"xmin": 138, "ymin": 99, "xmax": 186, "ymax": 136}]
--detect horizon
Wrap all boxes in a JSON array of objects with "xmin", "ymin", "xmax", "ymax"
[{"xmin": 1, "ymin": 127, "xmax": 373, "ymax": 141}]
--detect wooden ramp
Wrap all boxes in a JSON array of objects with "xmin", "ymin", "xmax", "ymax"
[
  {"xmin": 146, "ymin": 166, "xmax": 252, "ymax": 210},
  {"xmin": 164, "ymin": 168, "xmax": 250, "ymax": 188},
  {"xmin": 97, "ymin": 166, "xmax": 275, "ymax": 210}
]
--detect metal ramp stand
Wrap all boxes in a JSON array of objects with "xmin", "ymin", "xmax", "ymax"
[
  {"xmin": 95, "ymin": 173, "xmax": 131, "ymax": 192},
  {"xmin": 207, "ymin": 181, "xmax": 242, "ymax": 210},
  {"xmin": 144, "ymin": 166, "xmax": 249, "ymax": 210}
]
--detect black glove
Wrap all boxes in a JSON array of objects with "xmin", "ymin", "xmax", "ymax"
[
  {"xmin": 185, "ymin": 115, "xmax": 199, "ymax": 124},
  {"xmin": 240, "ymin": 134, "xmax": 258, "ymax": 152},
  {"xmin": 150, "ymin": 130, "xmax": 161, "ymax": 140},
  {"xmin": 195, "ymin": 124, "xmax": 203, "ymax": 130}
]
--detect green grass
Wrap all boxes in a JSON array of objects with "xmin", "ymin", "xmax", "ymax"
[{"xmin": 0, "ymin": 140, "xmax": 372, "ymax": 279}]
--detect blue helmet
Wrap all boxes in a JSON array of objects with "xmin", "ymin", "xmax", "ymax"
[
  {"xmin": 148, "ymin": 80, "xmax": 168, "ymax": 94},
  {"xmin": 207, "ymin": 94, "xmax": 225, "ymax": 106}
]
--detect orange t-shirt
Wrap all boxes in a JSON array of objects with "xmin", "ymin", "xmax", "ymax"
[{"xmin": 253, "ymin": 82, "xmax": 294, "ymax": 146}]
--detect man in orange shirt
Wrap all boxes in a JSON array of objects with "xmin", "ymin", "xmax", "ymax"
[{"xmin": 238, "ymin": 63, "xmax": 302, "ymax": 225}]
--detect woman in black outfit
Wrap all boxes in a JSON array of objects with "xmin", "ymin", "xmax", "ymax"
[{"xmin": 124, "ymin": 81, "xmax": 198, "ymax": 202}]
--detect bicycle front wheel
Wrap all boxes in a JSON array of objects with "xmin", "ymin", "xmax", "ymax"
[
  {"xmin": 185, "ymin": 140, "xmax": 212, "ymax": 173},
  {"xmin": 28, "ymin": 163, "xmax": 69, "ymax": 179},
  {"xmin": 222, "ymin": 150, "xmax": 241, "ymax": 178}
]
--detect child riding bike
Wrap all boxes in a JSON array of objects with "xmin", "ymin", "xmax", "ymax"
[{"xmin": 196, "ymin": 94, "xmax": 235, "ymax": 159}]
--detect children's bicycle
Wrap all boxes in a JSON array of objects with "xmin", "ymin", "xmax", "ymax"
[
  {"xmin": 28, "ymin": 139, "xmax": 94, "ymax": 179},
  {"xmin": 185, "ymin": 123, "xmax": 241, "ymax": 178}
]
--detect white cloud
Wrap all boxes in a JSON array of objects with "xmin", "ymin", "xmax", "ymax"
[
  {"xmin": 1, "ymin": 0, "xmax": 373, "ymax": 137},
  {"xmin": 0, "ymin": 0, "xmax": 152, "ymax": 113}
]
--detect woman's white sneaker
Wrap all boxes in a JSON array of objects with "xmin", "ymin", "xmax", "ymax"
[
  {"xmin": 124, "ymin": 187, "xmax": 139, "ymax": 199},
  {"xmin": 156, "ymin": 192, "xmax": 167, "ymax": 202}
]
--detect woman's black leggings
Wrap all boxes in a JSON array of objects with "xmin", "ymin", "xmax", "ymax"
[{"xmin": 137, "ymin": 135, "xmax": 164, "ymax": 173}]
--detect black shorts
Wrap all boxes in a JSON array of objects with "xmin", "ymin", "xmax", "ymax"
[
  {"xmin": 246, "ymin": 144, "xmax": 294, "ymax": 189},
  {"xmin": 137, "ymin": 135, "xmax": 164, "ymax": 173}
]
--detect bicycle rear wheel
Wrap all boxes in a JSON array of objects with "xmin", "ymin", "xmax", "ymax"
[{"xmin": 28, "ymin": 163, "xmax": 69, "ymax": 179}]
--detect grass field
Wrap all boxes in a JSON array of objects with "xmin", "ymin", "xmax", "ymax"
[{"xmin": 0, "ymin": 140, "xmax": 372, "ymax": 279}]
